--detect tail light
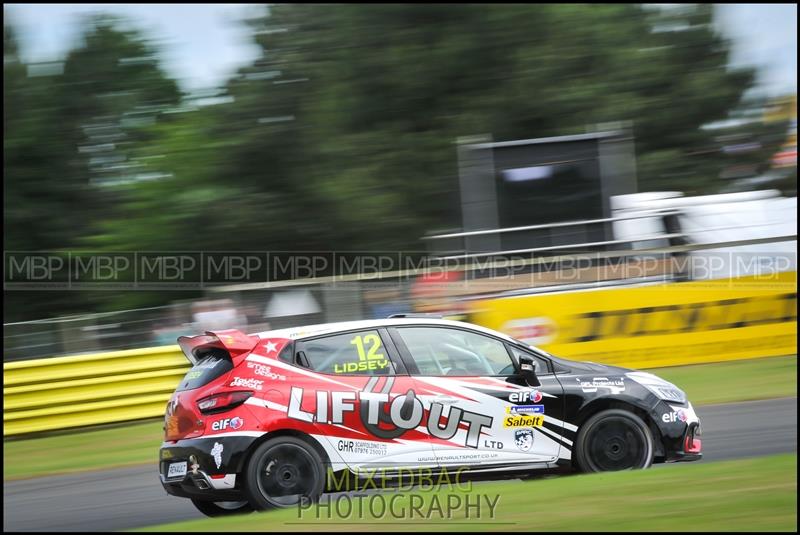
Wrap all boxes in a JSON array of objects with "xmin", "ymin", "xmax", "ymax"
[{"xmin": 197, "ymin": 391, "xmax": 253, "ymax": 414}]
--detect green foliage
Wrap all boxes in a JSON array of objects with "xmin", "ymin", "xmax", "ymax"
[
  {"xmin": 118, "ymin": 4, "xmax": 757, "ymax": 252},
  {"xmin": 4, "ymin": 5, "xmax": 769, "ymax": 319},
  {"xmin": 4, "ymin": 15, "xmax": 182, "ymax": 319}
]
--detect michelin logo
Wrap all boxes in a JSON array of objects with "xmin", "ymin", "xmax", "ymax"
[{"xmin": 506, "ymin": 404, "xmax": 545, "ymax": 415}]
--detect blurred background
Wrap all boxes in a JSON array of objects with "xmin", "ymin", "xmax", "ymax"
[
  {"xmin": 3, "ymin": 4, "xmax": 797, "ymax": 360},
  {"xmin": 2, "ymin": 5, "xmax": 797, "ymax": 532}
]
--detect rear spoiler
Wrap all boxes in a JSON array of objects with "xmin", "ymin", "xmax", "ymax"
[{"xmin": 177, "ymin": 329, "xmax": 260, "ymax": 365}]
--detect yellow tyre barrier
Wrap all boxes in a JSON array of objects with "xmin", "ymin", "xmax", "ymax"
[
  {"xmin": 3, "ymin": 346, "xmax": 189, "ymax": 436},
  {"xmin": 470, "ymin": 272, "xmax": 797, "ymax": 369}
]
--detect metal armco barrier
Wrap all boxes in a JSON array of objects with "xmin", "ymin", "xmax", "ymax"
[{"xmin": 3, "ymin": 346, "xmax": 188, "ymax": 436}]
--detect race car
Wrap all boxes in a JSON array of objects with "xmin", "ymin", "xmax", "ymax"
[{"xmin": 159, "ymin": 316, "xmax": 701, "ymax": 516}]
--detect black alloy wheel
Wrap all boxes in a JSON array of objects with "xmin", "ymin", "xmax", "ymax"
[
  {"xmin": 575, "ymin": 409, "xmax": 654, "ymax": 472},
  {"xmin": 244, "ymin": 436, "xmax": 326, "ymax": 510}
]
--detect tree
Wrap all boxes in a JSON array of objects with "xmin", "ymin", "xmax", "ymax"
[
  {"xmin": 95, "ymin": 3, "xmax": 760, "ymax": 265},
  {"xmin": 214, "ymin": 4, "xmax": 756, "ymax": 241},
  {"xmin": 7, "ymin": 4, "xmax": 761, "ymax": 319},
  {"xmin": 4, "ymin": 15, "xmax": 181, "ymax": 321}
]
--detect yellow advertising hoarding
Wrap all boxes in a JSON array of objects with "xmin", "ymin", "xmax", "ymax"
[{"xmin": 469, "ymin": 272, "xmax": 797, "ymax": 369}]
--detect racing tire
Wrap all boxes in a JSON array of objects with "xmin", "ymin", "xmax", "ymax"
[
  {"xmin": 243, "ymin": 436, "xmax": 326, "ymax": 511},
  {"xmin": 574, "ymin": 409, "xmax": 654, "ymax": 473},
  {"xmin": 190, "ymin": 498, "xmax": 254, "ymax": 517}
]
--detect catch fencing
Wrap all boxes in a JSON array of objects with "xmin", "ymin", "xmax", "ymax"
[{"xmin": 3, "ymin": 236, "xmax": 796, "ymax": 437}]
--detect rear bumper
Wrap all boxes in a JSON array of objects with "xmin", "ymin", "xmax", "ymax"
[
  {"xmin": 161, "ymin": 470, "xmax": 245, "ymax": 501},
  {"xmin": 159, "ymin": 434, "xmax": 260, "ymax": 501}
]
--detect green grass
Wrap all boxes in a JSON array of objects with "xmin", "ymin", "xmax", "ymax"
[
  {"xmin": 3, "ymin": 355, "xmax": 796, "ymax": 481},
  {"xmin": 133, "ymin": 453, "xmax": 798, "ymax": 532},
  {"xmin": 654, "ymin": 355, "xmax": 796, "ymax": 406},
  {"xmin": 2, "ymin": 420, "xmax": 163, "ymax": 480}
]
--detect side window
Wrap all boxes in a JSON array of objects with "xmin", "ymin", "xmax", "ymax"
[
  {"xmin": 295, "ymin": 330, "xmax": 394, "ymax": 375},
  {"xmin": 396, "ymin": 327, "xmax": 515, "ymax": 377},
  {"xmin": 278, "ymin": 342, "xmax": 294, "ymax": 364}
]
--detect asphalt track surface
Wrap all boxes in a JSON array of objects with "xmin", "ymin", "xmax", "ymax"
[{"xmin": 4, "ymin": 397, "xmax": 797, "ymax": 532}]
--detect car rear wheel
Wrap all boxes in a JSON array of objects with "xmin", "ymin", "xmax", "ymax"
[
  {"xmin": 190, "ymin": 498, "xmax": 254, "ymax": 517},
  {"xmin": 574, "ymin": 409, "xmax": 654, "ymax": 473},
  {"xmin": 243, "ymin": 436, "xmax": 326, "ymax": 511}
]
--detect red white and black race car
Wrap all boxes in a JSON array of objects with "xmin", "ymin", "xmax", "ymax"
[{"xmin": 159, "ymin": 316, "xmax": 701, "ymax": 516}]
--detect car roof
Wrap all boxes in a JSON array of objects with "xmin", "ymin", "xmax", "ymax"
[{"xmin": 253, "ymin": 317, "xmax": 519, "ymax": 344}]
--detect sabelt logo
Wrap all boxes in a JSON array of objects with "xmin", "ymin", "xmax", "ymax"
[
  {"xmin": 211, "ymin": 416, "xmax": 244, "ymax": 431},
  {"xmin": 503, "ymin": 415, "xmax": 544, "ymax": 428}
]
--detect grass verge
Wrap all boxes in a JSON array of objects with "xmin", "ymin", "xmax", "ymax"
[
  {"xmin": 133, "ymin": 453, "xmax": 797, "ymax": 532},
  {"xmin": 2, "ymin": 420, "xmax": 162, "ymax": 480},
  {"xmin": 3, "ymin": 355, "xmax": 796, "ymax": 481},
  {"xmin": 653, "ymin": 354, "xmax": 796, "ymax": 406}
]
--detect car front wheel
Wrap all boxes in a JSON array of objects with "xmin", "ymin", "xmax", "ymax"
[{"xmin": 574, "ymin": 409, "xmax": 654, "ymax": 473}]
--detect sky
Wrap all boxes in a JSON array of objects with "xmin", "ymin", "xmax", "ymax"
[
  {"xmin": 714, "ymin": 3, "xmax": 797, "ymax": 98},
  {"xmin": 4, "ymin": 4, "xmax": 263, "ymax": 93},
  {"xmin": 4, "ymin": 4, "xmax": 798, "ymax": 96}
]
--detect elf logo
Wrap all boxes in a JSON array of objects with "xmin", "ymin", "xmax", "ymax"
[
  {"xmin": 211, "ymin": 416, "xmax": 244, "ymax": 431},
  {"xmin": 509, "ymin": 390, "xmax": 542, "ymax": 403},
  {"xmin": 662, "ymin": 410, "xmax": 688, "ymax": 423}
]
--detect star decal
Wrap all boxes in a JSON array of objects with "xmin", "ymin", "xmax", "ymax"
[{"xmin": 265, "ymin": 341, "xmax": 278, "ymax": 353}]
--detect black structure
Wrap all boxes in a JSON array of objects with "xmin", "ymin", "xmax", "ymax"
[{"xmin": 449, "ymin": 130, "xmax": 638, "ymax": 254}]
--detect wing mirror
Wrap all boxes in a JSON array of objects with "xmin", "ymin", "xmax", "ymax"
[
  {"xmin": 518, "ymin": 354, "xmax": 541, "ymax": 387},
  {"xmin": 296, "ymin": 350, "xmax": 310, "ymax": 368}
]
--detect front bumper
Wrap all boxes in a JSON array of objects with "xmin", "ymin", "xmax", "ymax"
[
  {"xmin": 671, "ymin": 421, "xmax": 702, "ymax": 462},
  {"xmin": 651, "ymin": 401, "xmax": 703, "ymax": 462},
  {"xmin": 159, "ymin": 434, "xmax": 259, "ymax": 501}
]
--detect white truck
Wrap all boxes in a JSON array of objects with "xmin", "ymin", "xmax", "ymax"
[{"xmin": 611, "ymin": 190, "xmax": 797, "ymax": 280}]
